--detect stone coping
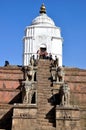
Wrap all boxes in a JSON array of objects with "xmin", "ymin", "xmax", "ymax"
[
  {"xmin": 0, "ymin": 88, "xmax": 20, "ymax": 92},
  {"xmin": 13, "ymin": 103, "xmax": 37, "ymax": 109},
  {"xmin": 56, "ymin": 117, "xmax": 80, "ymax": 121},
  {"xmin": 56, "ymin": 105, "xmax": 80, "ymax": 110}
]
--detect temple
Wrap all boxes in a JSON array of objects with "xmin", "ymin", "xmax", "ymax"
[
  {"xmin": 0, "ymin": 4, "xmax": 86, "ymax": 130},
  {"xmin": 23, "ymin": 3, "xmax": 63, "ymax": 66}
]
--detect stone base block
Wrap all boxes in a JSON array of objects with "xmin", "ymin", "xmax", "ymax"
[
  {"xmin": 12, "ymin": 104, "xmax": 37, "ymax": 130},
  {"xmin": 56, "ymin": 105, "xmax": 81, "ymax": 130}
]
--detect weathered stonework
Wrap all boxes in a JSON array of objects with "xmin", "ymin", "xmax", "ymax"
[
  {"xmin": 0, "ymin": 63, "xmax": 86, "ymax": 130},
  {"xmin": 56, "ymin": 106, "xmax": 80, "ymax": 130},
  {"xmin": 12, "ymin": 104, "xmax": 37, "ymax": 130}
]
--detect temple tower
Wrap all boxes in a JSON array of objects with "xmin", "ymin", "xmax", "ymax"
[{"xmin": 23, "ymin": 4, "xmax": 63, "ymax": 66}]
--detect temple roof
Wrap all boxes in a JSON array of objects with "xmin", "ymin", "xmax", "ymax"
[{"xmin": 31, "ymin": 4, "xmax": 55, "ymax": 26}]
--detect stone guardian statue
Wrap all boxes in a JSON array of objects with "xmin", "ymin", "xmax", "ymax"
[{"xmin": 60, "ymin": 83, "xmax": 70, "ymax": 106}]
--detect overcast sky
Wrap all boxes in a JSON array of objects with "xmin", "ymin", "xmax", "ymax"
[{"xmin": 0, "ymin": 0, "xmax": 86, "ymax": 69}]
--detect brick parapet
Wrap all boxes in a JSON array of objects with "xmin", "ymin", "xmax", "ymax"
[{"xmin": 0, "ymin": 66, "xmax": 23, "ymax": 104}]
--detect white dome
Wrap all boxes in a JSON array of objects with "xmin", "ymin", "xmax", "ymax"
[{"xmin": 32, "ymin": 14, "xmax": 55, "ymax": 26}]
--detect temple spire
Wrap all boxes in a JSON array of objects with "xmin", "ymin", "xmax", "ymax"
[{"xmin": 40, "ymin": 3, "xmax": 46, "ymax": 14}]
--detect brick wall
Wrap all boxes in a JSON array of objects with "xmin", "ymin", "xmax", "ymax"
[
  {"xmin": 0, "ymin": 65, "xmax": 86, "ymax": 129},
  {"xmin": 0, "ymin": 66, "xmax": 23, "ymax": 104}
]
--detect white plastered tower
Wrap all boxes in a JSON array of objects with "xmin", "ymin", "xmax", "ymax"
[{"xmin": 23, "ymin": 4, "xmax": 63, "ymax": 66}]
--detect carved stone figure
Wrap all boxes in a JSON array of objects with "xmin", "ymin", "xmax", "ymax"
[
  {"xmin": 27, "ymin": 70, "xmax": 33, "ymax": 81},
  {"xmin": 56, "ymin": 66, "xmax": 64, "ymax": 82},
  {"xmin": 60, "ymin": 83, "xmax": 70, "ymax": 106},
  {"xmin": 30, "ymin": 55, "xmax": 38, "ymax": 66},
  {"xmin": 24, "ymin": 66, "xmax": 34, "ymax": 82},
  {"xmin": 22, "ymin": 81, "xmax": 36, "ymax": 104},
  {"xmin": 22, "ymin": 81, "xmax": 32, "ymax": 104},
  {"xmin": 54, "ymin": 56, "xmax": 58, "ymax": 67},
  {"xmin": 30, "ymin": 55, "xmax": 35, "ymax": 66}
]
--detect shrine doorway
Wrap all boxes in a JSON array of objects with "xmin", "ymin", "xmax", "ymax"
[{"xmin": 39, "ymin": 44, "xmax": 48, "ymax": 59}]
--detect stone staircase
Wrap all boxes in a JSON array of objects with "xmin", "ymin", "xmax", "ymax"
[{"xmin": 37, "ymin": 59, "xmax": 56, "ymax": 130}]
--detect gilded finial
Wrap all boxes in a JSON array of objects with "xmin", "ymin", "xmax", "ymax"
[{"xmin": 40, "ymin": 3, "xmax": 46, "ymax": 14}]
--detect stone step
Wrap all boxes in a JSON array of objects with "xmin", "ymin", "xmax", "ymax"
[
  {"xmin": 37, "ymin": 83, "xmax": 49, "ymax": 88},
  {"xmin": 37, "ymin": 59, "xmax": 55, "ymax": 129},
  {"xmin": 37, "ymin": 76, "xmax": 50, "ymax": 78},
  {"xmin": 36, "ymin": 127, "xmax": 56, "ymax": 130},
  {"xmin": 37, "ymin": 79, "xmax": 51, "ymax": 82},
  {"xmin": 37, "ymin": 75, "xmax": 50, "ymax": 78},
  {"xmin": 37, "ymin": 94, "xmax": 51, "ymax": 98},
  {"xmin": 37, "ymin": 82, "xmax": 50, "ymax": 85},
  {"xmin": 37, "ymin": 114, "xmax": 55, "ymax": 119},
  {"xmin": 37, "ymin": 108, "xmax": 55, "ymax": 115},
  {"xmin": 38, "ymin": 83, "xmax": 51, "ymax": 85},
  {"xmin": 38, "ymin": 98, "xmax": 49, "ymax": 102},
  {"xmin": 37, "ymin": 89, "xmax": 51, "ymax": 95},
  {"xmin": 38, "ymin": 89, "xmax": 52, "ymax": 92},
  {"xmin": 38, "ymin": 87, "xmax": 51, "ymax": 90},
  {"xmin": 37, "ymin": 96, "xmax": 51, "ymax": 99},
  {"xmin": 38, "ymin": 80, "xmax": 51, "ymax": 82},
  {"xmin": 38, "ymin": 62, "xmax": 50, "ymax": 65},
  {"xmin": 37, "ymin": 80, "xmax": 50, "ymax": 82},
  {"xmin": 37, "ymin": 115, "xmax": 55, "ymax": 119},
  {"xmin": 37, "ymin": 121, "xmax": 55, "ymax": 127},
  {"xmin": 37, "ymin": 86, "xmax": 51, "ymax": 89},
  {"xmin": 37, "ymin": 90, "xmax": 51, "ymax": 92},
  {"xmin": 37, "ymin": 88, "xmax": 51, "ymax": 90},
  {"xmin": 37, "ymin": 71, "xmax": 50, "ymax": 74},
  {"xmin": 37, "ymin": 93, "xmax": 51, "ymax": 97},
  {"xmin": 37, "ymin": 69, "xmax": 50, "ymax": 71},
  {"xmin": 38, "ymin": 65, "xmax": 50, "ymax": 67},
  {"xmin": 38, "ymin": 66, "xmax": 50, "ymax": 68},
  {"xmin": 37, "ymin": 118, "xmax": 55, "ymax": 123},
  {"xmin": 38, "ymin": 63, "xmax": 50, "ymax": 67},
  {"xmin": 37, "ymin": 120, "xmax": 56, "ymax": 128},
  {"xmin": 38, "ymin": 70, "xmax": 50, "ymax": 73},
  {"xmin": 37, "ymin": 89, "xmax": 51, "ymax": 92},
  {"xmin": 37, "ymin": 101, "xmax": 49, "ymax": 104},
  {"xmin": 37, "ymin": 106, "xmax": 54, "ymax": 111}
]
